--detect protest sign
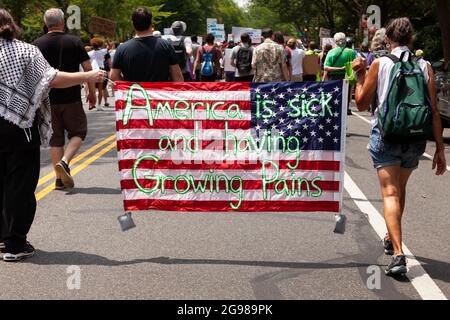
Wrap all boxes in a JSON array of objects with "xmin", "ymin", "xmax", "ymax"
[
  {"xmin": 232, "ymin": 27, "xmax": 262, "ymax": 44},
  {"xmin": 89, "ymin": 16, "xmax": 116, "ymax": 38},
  {"xmin": 163, "ymin": 28, "xmax": 173, "ymax": 35},
  {"xmin": 115, "ymin": 81, "xmax": 348, "ymax": 213},
  {"xmin": 319, "ymin": 27, "xmax": 331, "ymax": 39},
  {"xmin": 321, "ymin": 37, "xmax": 336, "ymax": 48},
  {"xmin": 207, "ymin": 23, "xmax": 226, "ymax": 43},
  {"xmin": 207, "ymin": 18, "xmax": 217, "ymax": 26}
]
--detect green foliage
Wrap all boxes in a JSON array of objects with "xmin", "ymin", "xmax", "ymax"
[
  {"xmin": 247, "ymin": 0, "xmax": 445, "ymax": 61},
  {"xmin": 0, "ymin": 0, "xmax": 446, "ymax": 61}
]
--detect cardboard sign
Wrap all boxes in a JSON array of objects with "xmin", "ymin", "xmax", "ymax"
[
  {"xmin": 319, "ymin": 27, "xmax": 331, "ymax": 39},
  {"xmin": 89, "ymin": 16, "xmax": 116, "ymax": 38}
]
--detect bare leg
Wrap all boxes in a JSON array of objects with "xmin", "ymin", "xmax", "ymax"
[
  {"xmin": 103, "ymin": 87, "xmax": 109, "ymax": 104},
  {"xmin": 384, "ymin": 168, "xmax": 413, "ymax": 242},
  {"xmin": 377, "ymin": 166, "xmax": 404, "ymax": 256},
  {"xmin": 51, "ymin": 147, "xmax": 64, "ymax": 179},
  {"xmin": 97, "ymin": 86, "xmax": 103, "ymax": 107},
  {"xmin": 399, "ymin": 168, "xmax": 413, "ymax": 216},
  {"xmin": 61, "ymin": 137, "xmax": 82, "ymax": 165}
]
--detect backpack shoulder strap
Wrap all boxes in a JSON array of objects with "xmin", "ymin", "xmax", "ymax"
[
  {"xmin": 331, "ymin": 47, "xmax": 345, "ymax": 67},
  {"xmin": 385, "ymin": 54, "xmax": 400, "ymax": 64}
]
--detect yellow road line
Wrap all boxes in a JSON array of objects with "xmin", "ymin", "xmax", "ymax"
[
  {"xmin": 37, "ymin": 134, "xmax": 116, "ymax": 187},
  {"xmin": 36, "ymin": 141, "xmax": 117, "ymax": 202}
]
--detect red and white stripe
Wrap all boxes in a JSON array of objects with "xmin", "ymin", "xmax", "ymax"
[{"xmin": 115, "ymin": 82, "xmax": 343, "ymax": 213}]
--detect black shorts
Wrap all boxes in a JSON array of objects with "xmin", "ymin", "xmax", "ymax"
[
  {"xmin": 50, "ymin": 102, "xmax": 87, "ymax": 147},
  {"xmin": 200, "ymin": 74, "xmax": 216, "ymax": 82}
]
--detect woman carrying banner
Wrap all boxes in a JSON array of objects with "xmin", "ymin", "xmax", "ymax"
[
  {"xmin": 351, "ymin": 17, "xmax": 447, "ymax": 276},
  {"xmin": 0, "ymin": 8, "xmax": 106, "ymax": 261}
]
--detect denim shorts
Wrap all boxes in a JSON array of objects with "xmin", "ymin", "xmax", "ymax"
[{"xmin": 368, "ymin": 126, "xmax": 427, "ymax": 170}]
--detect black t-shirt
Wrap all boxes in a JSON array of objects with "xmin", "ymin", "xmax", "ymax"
[
  {"xmin": 112, "ymin": 36, "xmax": 178, "ymax": 82},
  {"xmin": 33, "ymin": 32, "xmax": 90, "ymax": 104}
]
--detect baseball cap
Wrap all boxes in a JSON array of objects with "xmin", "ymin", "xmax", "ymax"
[{"xmin": 171, "ymin": 21, "xmax": 187, "ymax": 35}]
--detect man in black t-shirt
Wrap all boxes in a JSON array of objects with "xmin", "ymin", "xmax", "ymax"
[
  {"xmin": 110, "ymin": 8, "xmax": 183, "ymax": 83},
  {"xmin": 34, "ymin": 8, "xmax": 96, "ymax": 190}
]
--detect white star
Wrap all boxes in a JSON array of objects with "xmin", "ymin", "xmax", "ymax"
[
  {"xmin": 333, "ymin": 138, "xmax": 339, "ymax": 143},
  {"xmin": 303, "ymin": 137, "xmax": 308, "ymax": 143},
  {"xmin": 310, "ymin": 131, "xmax": 316, "ymax": 137},
  {"xmin": 310, "ymin": 93, "xmax": 317, "ymax": 99},
  {"xmin": 325, "ymin": 131, "xmax": 332, "ymax": 136},
  {"xmin": 295, "ymin": 130, "xmax": 301, "ymax": 136},
  {"xmin": 318, "ymin": 87, "xmax": 324, "ymax": 92},
  {"xmin": 279, "ymin": 118, "xmax": 285, "ymax": 124},
  {"xmin": 263, "ymin": 119, "xmax": 269, "ymax": 124},
  {"xmin": 334, "ymin": 86, "xmax": 340, "ymax": 92},
  {"xmin": 271, "ymin": 87, "xmax": 277, "ymax": 93},
  {"xmin": 255, "ymin": 125, "xmax": 261, "ymax": 131},
  {"xmin": 295, "ymin": 118, "xmax": 301, "ymax": 124},
  {"xmin": 326, "ymin": 118, "xmax": 332, "ymax": 124},
  {"xmin": 294, "ymin": 93, "xmax": 300, "ymax": 99},
  {"xmin": 326, "ymin": 93, "xmax": 332, "ymax": 98},
  {"xmin": 279, "ymin": 130, "xmax": 285, "ymax": 136},
  {"xmin": 271, "ymin": 124, "xmax": 277, "ymax": 130},
  {"xmin": 287, "ymin": 124, "xmax": 293, "ymax": 130},
  {"xmin": 334, "ymin": 99, "xmax": 340, "ymax": 105},
  {"xmin": 333, "ymin": 125, "xmax": 339, "ymax": 130},
  {"xmin": 263, "ymin": 93, "xmax": 269, "ymax": 99},
  {"xmin": 278, "ymin": 93, "xmax": 285, "ymax": 99},
  {"xmin": 287, "ymin": 88, "xmax": 292, "ymax": 93},
  {"xmin": 255, "ymin": 88, "xmax": 261, "ymax": 93},
  {"xmin": 303, "ymin": 124, "xmax": 309, "ymax": 130},
  {"xmin": 318, "ymin": 137, "xmax": 324, "ymax": 143},
  {"xmin": 310, "ymin": 118, "xmax": 317, "ymax": 123},
  {"xmin": 255, "ymin": 137, "xmax": 261, "ymax": 143},
  {"xmin": 334, "ymin": 112, "xmax": 340, "ymax": 118},
  {"xmin": 279, "ymin": 106, "xmax": 285, "ymax": 112},
  {"xmin": 319, "ymin": 124, "xmax": 324, "ymax": 130},
  {"xmin": 302, "ymin": 87, "xmax": 308, "ymax": 93}
]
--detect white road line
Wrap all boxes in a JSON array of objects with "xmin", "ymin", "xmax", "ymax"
[
  {"xmin": 353, "ymin": 111, "xmax": 450, "ymax": 171},
  {"xmin": 353, "ymin": 112, "xmax": 372, "ymax": 125},
  {"xmin": 344, "ymin": 172, "xmax": 447, "ymax": 300}
]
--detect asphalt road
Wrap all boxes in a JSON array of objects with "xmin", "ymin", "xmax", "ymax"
[{"xmin": 1, "ymin": 98, "xmax": 449, "ymax": 300}]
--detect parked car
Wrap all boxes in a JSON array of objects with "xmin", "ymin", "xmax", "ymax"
[{"xmin": 432, "ymin": 60, "xmax": 450, "ymax": 128}]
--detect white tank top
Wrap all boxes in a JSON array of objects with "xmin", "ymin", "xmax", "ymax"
[{"xmin": 373, "ymin": 46, "xmax": 430, "ymax": 128}]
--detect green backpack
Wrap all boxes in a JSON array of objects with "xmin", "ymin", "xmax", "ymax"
[{"xmin": 378, "ymin": 51, "xmax": 432, "ymax": 142}]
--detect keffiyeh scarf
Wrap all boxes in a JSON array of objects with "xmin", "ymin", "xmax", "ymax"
[{"xmin": 0, "ymin": 38, "xmax": 57, "ymax": 146}]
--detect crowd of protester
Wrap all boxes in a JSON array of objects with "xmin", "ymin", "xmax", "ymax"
[{"xmin": 0, "ymin": 6, "xmax": 446, "ymax": 279}]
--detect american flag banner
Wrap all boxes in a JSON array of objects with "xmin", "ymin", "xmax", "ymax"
[{"xmin": 115, "ymin": 80, "xmax": 348, "ymax": 213}]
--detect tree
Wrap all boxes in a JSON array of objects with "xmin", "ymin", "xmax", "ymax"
[{"xmin": 436, "ymin": 0, "xmax": 450, "ymax": 63}]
